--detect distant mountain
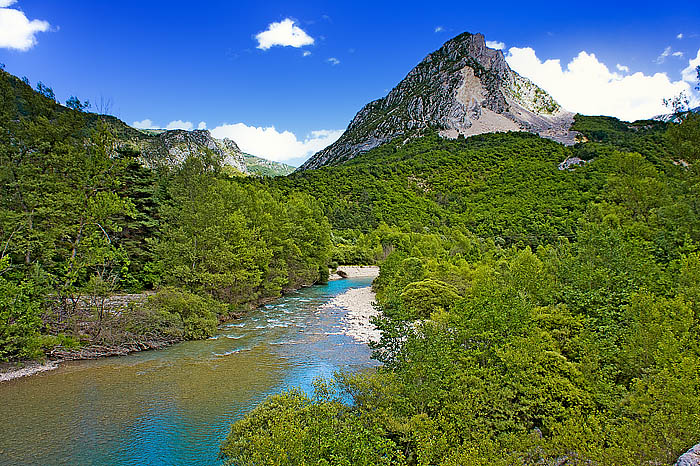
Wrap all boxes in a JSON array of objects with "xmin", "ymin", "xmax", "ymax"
[
  {"xmin": 0, "ymin": 69, "xmax": 248, "ymax": 174},
  {"xmin": 299, "ymin": 32, "xmax": 576, "ymax": 170},
  {"xmin": 121, "ymin": 125, "xmax": 248, "ymax": 174},
  {"xmin": 652, "ymin": 106, "xmax": 700, "ymax": 123},
  {"xmin": 243, "ymin": 154, "xmax": 295, "ymax": 177}
]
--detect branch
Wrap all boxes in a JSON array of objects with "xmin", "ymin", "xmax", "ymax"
[
  {"xmin": 1, "ymin": 223, "xmax": 24, "ymax": 259},
  {"xmin": 93, "ymin": 222, "xmax": 112, "ymax": 244}
]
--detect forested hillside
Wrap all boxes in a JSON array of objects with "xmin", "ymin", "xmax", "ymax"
[
  {"xmin": 244, "ymin": 153, "xmax": 296, "ymax": 177},
  {"xmin": 221, "ymin": 113, "xmax": 700, "ymax": 463},
  {"xmin": 0, "ymin": 70, "xmax": 331, "ymax": 360}
]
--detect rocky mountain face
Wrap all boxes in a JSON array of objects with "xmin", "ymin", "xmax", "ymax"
[
  {"xmin": 134, "ymin": 129, "xmax": 248, "ymax": 174},
  {"xmin": 653, "ymin": 106, "xmax": 700, "ymax": 123},
  {"xmin": 300, "ymin": 32, "xmax": 576, "ymax": 170}
]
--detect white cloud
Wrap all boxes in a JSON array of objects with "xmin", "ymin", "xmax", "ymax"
[
  {"xmin": 506, "ymin": 46, "xmax": 696, "ymax": 121},
  {"xmin": 486, "ymin": 40, "xmax": 506, "ymax": 50},
  {"xmin": 197, "ymin": 121, "xmax": 207, "ymax": 130},
  {"xmin": 255, "ymin": 18, "xmax": 314, "ymax": 50},
  {"xmin": 682, "ymin": 49, "xmax": 700, "ymax": 83},
  {"xmin": 303, "ymin": 50, "xmax": 311, "ymax": 57},
  {"xmin": 210, "ymin": 123, "xmax": 342, "ymax": 162},
  {"xmin": 655, "ymin": 46, "xmax": 685, "ymax": 64},
  {"xmin": 132, "ymin": 119, "xmax": 158, "ymax": 129},
  {"xmin": 677, "ymin": 33, "xmax": 684, "ymax": 39},
  {"xmin": 0, "ymin": 2, "xmax": 50, "ymax": 51},
  {"xmin": 327, "ymin": 57, "xmax": 340, "ymax": 65},
  {"xmin": 434, "ymin": 26, "xmax": 444, "ymax": 33},
  {"xmin": 656, "ymin": 46, "xmax": 672, "ymax": 64},
  {"xmin": 165, "ymin": 120, "xmax": 194, "ymax": 130},
  {"xmin": 616, "ymin": 64, "xmax": 630, "ymax": 73}
]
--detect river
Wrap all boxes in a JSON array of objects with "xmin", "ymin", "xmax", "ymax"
[{"xmin": 0, "ymin": 277, "xmax": 378, "ymax": 466}]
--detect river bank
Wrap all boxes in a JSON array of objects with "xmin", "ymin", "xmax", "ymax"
[
  {"xmin": 1, "ymin": 267, "xmax": 381, "ymax": 383},
  {"xmin": 336, "ymin": 287, "xmax": 381, "ymax": 344},
  {"xmin": 0, "ymin": 276, "xmax": 378, "ymax": 466},
  {"xmin": 0, "ymin": 360, "xmax": 59, "ymax": 382},
  {"xmin": 0, "ymin": 337, "xmax": 184, "ymax": 383},
  {"xmin": 323, "ymin": 266, "xmax": 381, "ymax": 344}
]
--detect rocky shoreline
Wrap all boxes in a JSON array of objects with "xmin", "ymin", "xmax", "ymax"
[
  {"xmin": 324, "ymin": 265, "xmax": 381, "ymax": 345},
  {"xmin": 336, "ymin": 286, "xmax": 381, "ymax": 344},
  {"xmin": 329, "ymin": 265, "xmax": 380, "ymax": 281},
  {"xmin": 0, "ymin": 337, "xmax": 182, "ymax": 383},
  {"xmin": 0, "ymin": 361, "xmax": 60, "ymax": 382},
  {"xmin": 327, "ymin": 266, "xmax": 382, "ymax": 344}
]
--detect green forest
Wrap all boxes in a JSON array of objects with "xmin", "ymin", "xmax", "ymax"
[
  {"xmin": 2, "ymin": 66, "xmax": 700, "ymax": 464},
  {"xmin": 0, "ymin": 69, "xmax": 331, "ymax": 359},
  {"xmin": 221, "ymin": 94, "xmax": 700, "ymax": 462}
]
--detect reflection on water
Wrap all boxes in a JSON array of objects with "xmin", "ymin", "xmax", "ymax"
[{"xmin": 0, "ymin": 278, "xmax": 377, "ymax": 466}]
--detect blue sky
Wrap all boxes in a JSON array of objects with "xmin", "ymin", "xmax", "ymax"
[{"xmin": 1, "ymin": 0, "xmax": 699, "ymax": 166}]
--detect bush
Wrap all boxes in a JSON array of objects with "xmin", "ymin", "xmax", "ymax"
[
  {"xmin": 145, "ymin": 288, "xmax": 226, "ymax": 340},
  {"xmin": 123, "ymin": 303, "xmax": 184, "ymax": 341},
  {"xmin": 0, "ymin": 267, "xmax": 43, "ymax": 361},
  {"xmin": 36, "ymin": 333, "xmax": 81, "ymax": 352},
  {"xmin": 318, "ymin": 265, "xmax": 330, "ymax": 284},
  {"xmin": 400, "ymin": 279, "xmax": 461, "ymax": 319}
]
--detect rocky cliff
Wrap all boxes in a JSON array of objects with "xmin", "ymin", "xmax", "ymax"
[
  {"xmin": 299, "ymin": 32, "xmax": 576, "ymax": 170},
  {"xmin": 135, "ymin": 129, "xmax": 248, "ymax": 174}
]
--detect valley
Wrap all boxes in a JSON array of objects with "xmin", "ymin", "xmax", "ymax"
[{"xmin": 1, "ymin": 27, "xmax": 700, "ymax": 466}]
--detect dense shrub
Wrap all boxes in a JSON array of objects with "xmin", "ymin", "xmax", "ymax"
[{"xmin": 144, "ymin": 288, "xmax": 225, "ymax": 340}]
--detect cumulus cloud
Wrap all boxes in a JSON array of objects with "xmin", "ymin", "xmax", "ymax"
[
  {"xmin": 506, "ymin": 47, "xmax": 696, "ymax": 121},
  {"xmin": 0, "ymin": 1, "xmax": 50, "ymax": 51},
  {"xmin": 616, "ymin": 64, "xmax": 630, "ymax": 73},
  {"xmin": 673, "ymin": 51, "xmax": 684, "ymax": 58},
  {"xmin": 434, "ymin": 26, "xmax": 444, "ymax": 33},
  {"xmin": 682, "ymin": 49, "xmax": 700, "ymax": 83},
  {"xmin": 255, "ymin": 18, "xmax": 314, "ymax": 50},
  {"xmin": 132, "ymin": 119, "xmax": 158, "ymax": 130},
  {"xmin": 327, "ymin": 57, "xmax": 340, "ymax": 65},
  {"xmin": 677, "ymin": 33, "xmax": 684, "ymax": 39},
  {"xmin": 133, "ymin": 119, "xmax": 206, "ymax": 131},
  {"xmin": 486, "ymin": 40, "xmax": 506, "ymax": 50},
  {"xmin": 210, "ymin": 123, "xmax": 342, "ymax": 163},
  {"xmin": 303, "ymin": 50, "xmax": 311, "ymax": 57},
  {"xmin": 165, "ymin": 120, "xmax": 194, "ymax": 130}
]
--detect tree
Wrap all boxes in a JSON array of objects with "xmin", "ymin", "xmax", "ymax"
[
  {"xmin": 666, "ymin": 112, "xmax": 700, "ymax": 164},
  {"xmin": 663, "ymin": 66, "xmax": 700, "ymax": 163},
  {"xmin": 35, "ymin": 81, "xmax": 55, "ymax": 101},
  {"xmin": 65, "ymin": 96, "xmax": 91, "ymax": 112}
]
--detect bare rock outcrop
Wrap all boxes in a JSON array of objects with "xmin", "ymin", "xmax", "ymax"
[
  {"xmin": 676, "ymin": 443, "xmax": 700, "ymax": 466},
  {"xmin": 299, "ymin": 32, "xmax": 576, "ymax": 170},
  {"xmin": 136, "ymin": 129, "xmax": 248, "ymax": 173}
]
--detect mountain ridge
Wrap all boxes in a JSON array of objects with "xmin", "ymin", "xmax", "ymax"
[{"xmin": 0, "ymin": 69, "xmax": 250, "ymax": 174}]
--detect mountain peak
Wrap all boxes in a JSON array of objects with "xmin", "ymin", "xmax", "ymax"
[{"xmin": 300, "ymin": 32, "xmax": 576, "ymax": 170}]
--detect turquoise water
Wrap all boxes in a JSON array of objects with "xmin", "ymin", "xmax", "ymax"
[{"xmin": 0, "ymin": 277, "xmax": 377, "ymax": 466}]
